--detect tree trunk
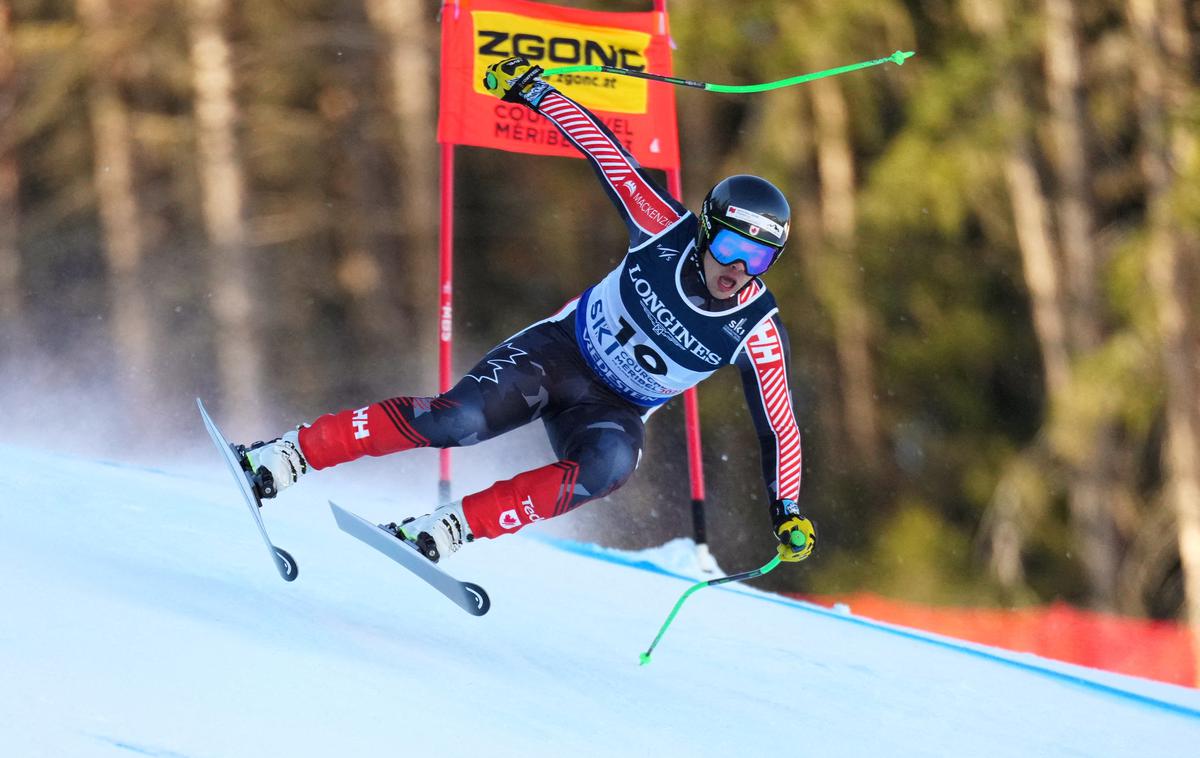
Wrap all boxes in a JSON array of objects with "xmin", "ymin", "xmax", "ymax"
[
  {"xmin": 964, "ymin": 0, "xmax": 1073, "ymax": 398},
  {"xmin": 0, "ymin": 2, "xmax": 20, "ymax": 337},
  {"xmin": 77, "ymin": 0, "xmax": 158, "ymax": 434},
  {"xmin": 365, "ymin": 0, "xmax": 438, "ymax": 386},
  {"xmin": 1044, "ymin": 0, "xmax": 1119, "ymax": 608},
  {"xmin": 965, "ymin": 0, "xmax": 1126, "ymax": 607},
  {"xmin": 187, "ymin": 0, "xmax": 265, "ymax": 432},
  {"xmin": 810, "ymin": 76, "xmax": 881, "ymax": 465},
  {"xmin": 324, "ymin": 0, "xmax": 405, "ymax": 393},
  {"xmin": 1127, "ymin": 0, "xmax": 1200, "ymax": 685},
  {"xmin": 1044, "ymin": 0, "xmax": 1099, "ymax": 351},
  {"xmin": 963, "ymin": 0, "xmax": 1072, "ymax": 593},
  {"xmin": 1002, "ymin": 126, "xmax": 1071, "ymax": 397},
  {"xmin": 0, "ymin": 155, "xmax": 16, "ymax": 327}
]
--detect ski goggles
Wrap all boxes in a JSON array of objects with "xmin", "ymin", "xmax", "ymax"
[{"xmin": 706, "ymin": 227, "xmax": 783, "ymax": 276}]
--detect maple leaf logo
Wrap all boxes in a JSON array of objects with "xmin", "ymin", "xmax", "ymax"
[{"xmin": 466, "ymin": 343, "xmax": 527, "ymax": 384}]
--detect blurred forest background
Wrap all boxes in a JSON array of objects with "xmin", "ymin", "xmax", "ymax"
[{"xmin": 2, "ymin": 0, "xmax": 1199, "ymax": 653}]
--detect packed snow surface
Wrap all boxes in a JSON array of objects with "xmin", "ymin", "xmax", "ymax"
[{"xmin": 2, "ymin": 442, "xmax": 1198, "ymax": 757}]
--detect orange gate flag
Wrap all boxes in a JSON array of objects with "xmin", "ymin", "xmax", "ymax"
[{"xmin": 438, "ymin": 0, "xmax": 681, "ymax": 171}]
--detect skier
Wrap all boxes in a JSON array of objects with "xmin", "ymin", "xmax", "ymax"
[{"xmin": 240, "ymin": 57, "xmax": 816, "ymax": 565}]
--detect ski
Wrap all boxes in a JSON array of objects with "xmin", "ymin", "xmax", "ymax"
[
  {"xmin": 329, "ymin": 501, "xmax": 490, "ymax": 616},
  {"xmin": 196, "ymin": 398, "xmax": 299, "ymax": 582}
]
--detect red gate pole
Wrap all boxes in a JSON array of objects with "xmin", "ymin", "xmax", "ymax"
[
  {"xmin": 654, "ymin": 0, "xmax": 712, "ymax": 569},
  {"xmin": 437, "ymin": 141, "xmax": 455, "ymax": 505},
  {"xmin": 669, "ymin": 167, "xmax": 711, "ymax": 567}
]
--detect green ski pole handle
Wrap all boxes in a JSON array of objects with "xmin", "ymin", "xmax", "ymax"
[
  {"xmin": 639, "ymin": 531, "xmax": 806, "ymax": 666},
  {"xmin": 543, "ymin": 51, "xmax": 914, "ymax": 93}
]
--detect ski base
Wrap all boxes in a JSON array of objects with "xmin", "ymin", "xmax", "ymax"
[
  {"xmin": 329, "ymin": 501, "xmax": 490, "ymax": 616},
  {"xmin": 197, "ymin": 398, "xmax": 299, "ymax": 582}
]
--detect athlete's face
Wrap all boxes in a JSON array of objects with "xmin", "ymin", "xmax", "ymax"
[{"xmin": 703, "ymin": 250, "xmax": 752, "ymax": 299}]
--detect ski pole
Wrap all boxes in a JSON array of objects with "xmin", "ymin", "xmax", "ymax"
[
  {"xmin": 543, "ymin": 50, "xmax": 913, "ymax": 93},
  {"xmin": 638, "ymin": 531, "xmax": 806, "ymax": 665}
]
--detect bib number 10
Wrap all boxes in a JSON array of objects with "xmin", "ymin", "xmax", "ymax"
[{"xmin": 612, "ymin": 316, "xmax": 668, "ymax": 376}]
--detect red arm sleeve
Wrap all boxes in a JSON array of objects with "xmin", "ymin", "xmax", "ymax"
[
  {"xmin": 525, "ymin": 86, "xmax": 687, "ymax": 245},
  {"xmin": 735, "ymin": 314, "xmax": 803, "ymax": 503}
]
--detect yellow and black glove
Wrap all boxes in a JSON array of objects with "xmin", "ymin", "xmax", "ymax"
[
  {"xmin": 483, "ymin": 56, "xmax": 545, "ymax": 103},
  {"xmin": 771, "ymin": 499, "xmax": 816, "ymax": 562}
]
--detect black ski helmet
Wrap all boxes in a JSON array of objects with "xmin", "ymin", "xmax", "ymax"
[{"xmin": 699, "ymin": 175, "xmax": 791, "ymax": 274}]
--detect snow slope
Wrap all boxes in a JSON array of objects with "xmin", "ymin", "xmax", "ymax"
[{"xmin": 1, "ymin": 442, "xmax": 1198, "ymax": 758}]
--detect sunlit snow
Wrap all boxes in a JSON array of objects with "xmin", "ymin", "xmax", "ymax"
[{"xmin": 1, "ymin": 443, "xmax": 1198, "ymax": 757}]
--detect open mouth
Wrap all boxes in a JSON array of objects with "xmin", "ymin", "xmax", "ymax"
[{"xmin": 718, "ymin": 275, "xmax": 738, "ymax": 292}]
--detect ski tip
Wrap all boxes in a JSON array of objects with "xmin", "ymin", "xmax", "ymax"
[
  {"xmin": 463, "ymin": 582, "xmax": 491, "ymax": 616},
  {"xmin": 274, "ymin": 547, "xmax": 299, "ymax": 582}
]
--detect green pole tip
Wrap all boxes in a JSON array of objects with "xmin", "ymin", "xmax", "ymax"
[
  {"xmin": 639, "ymin": 652, "xmax": 652, "ymax": 666},
  {"xmin": 791, "ymin": 531, "xmax": 807, "ymax": 547},
  {"xmin": 889, "ymin": 51, "xmax": 915, "ymax": 66}
]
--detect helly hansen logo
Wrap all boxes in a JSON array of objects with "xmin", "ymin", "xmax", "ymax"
[
  {"xmin": 749, "ymin": 340, "xmax": 782, "ymax": 364},
  {"xmin": 352, "ymin": 407, "xmax": 370, "ymax": 440}
]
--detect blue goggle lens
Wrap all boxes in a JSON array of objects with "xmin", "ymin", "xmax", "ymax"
[{"xmin": 707, "ymin": 228, "xmax": 781, "ymax": 276}]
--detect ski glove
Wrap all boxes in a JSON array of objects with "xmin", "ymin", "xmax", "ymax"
[
  {"xmin": 771, "ymin": 499, "xmax": 816, "ymax": 562},
  {"xmin": 483, "ymin": 56, "xmax": 547, "ymax": 103}
]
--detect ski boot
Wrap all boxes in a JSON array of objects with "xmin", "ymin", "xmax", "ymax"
[
  {"xmin": 237, "ymin": 429, "xmax": 307, "ymax": 500},
  {"xmin": 383, "ymin": 501, "xmax": 473, "ymax": 563}
]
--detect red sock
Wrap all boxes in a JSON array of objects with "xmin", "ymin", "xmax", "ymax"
[
  {"xmin": 298, "ymin": 399, "xmax": 431, "ymax": 470},
  {"xmin": 463, "ymin": 461, "xmax": 581, "ymax": 539}
]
